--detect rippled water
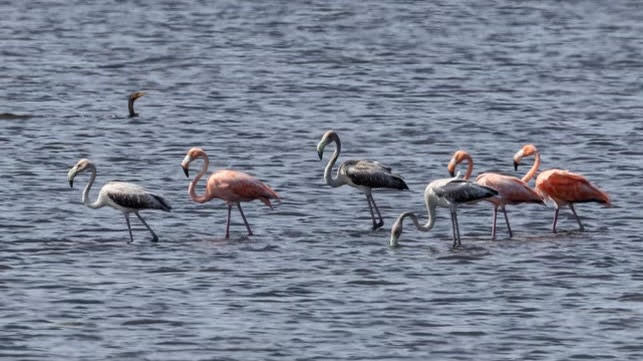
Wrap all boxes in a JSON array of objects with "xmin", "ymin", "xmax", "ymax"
[{"xmin": 2, "ymin": 1, "xmax": 643, "ymax": 360}]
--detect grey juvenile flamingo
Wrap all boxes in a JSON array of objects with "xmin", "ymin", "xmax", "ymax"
[
  {"xmin": 317, "ymin": 130, "xmax": 408, "ymax": 230},
  {"xmin": 389, "ymin": 176, "xmax": 497, "ymax": 248}
]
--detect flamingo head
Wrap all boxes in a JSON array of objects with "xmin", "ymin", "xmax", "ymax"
[
  {"xmin": 67, "ymin": 158, "xmax": 93, "ymax": 188},
  {"xmin": 181, "ymin": 147, "xmax": 206, "ymax": 177},
  {"xmin": 448, "ymin": 150, "xmax": 469, "ymax": 177},
  {"xmin": 317, "ymin": 130, "xmax": 339, "ymax": 160},
  {"xmin": 389, "ymin": 215, "xmax": 405, "ymax": 247},
  {"xmin": 513, "ymin": 144, "xmax": 538, "ymax": 171}
]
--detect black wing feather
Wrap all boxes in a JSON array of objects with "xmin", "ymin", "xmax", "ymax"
[
  {"xmin": 343, "ymin": 160, "xmax": 408, "ymax": 190},
  {"xmin": 435, "ymin": 179, "xmax": 497, "ymax": 204}
]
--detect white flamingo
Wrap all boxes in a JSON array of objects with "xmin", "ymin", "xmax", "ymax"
[{"xmin": 67, "ymin": 159, "xmax": 171, "ymax": 243}]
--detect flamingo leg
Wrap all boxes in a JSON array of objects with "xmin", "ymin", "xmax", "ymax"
[
  {"xmin": 450, "ymin": 211, "xmax": 458, "ymax": 247},
  {"xmin": 369, "ymin": 194, "xmax": 385, "ymax": 229},
  {"xmin": 552, "ymin": 207, "xmax": 559, "ymax": 233},
  {"xmin": 225, "ymin": 204, "xmax": 232, "ymax": 239},
  {"xmin": 364, "ymin": 193, "xmax": 378, "ymax": 230},
  {"xmin": 502, "ymin": 207, "xmax": 513, "ymax": 238},
  {"xmin": 237, "ymin": 203, "xmax": 254, "ymax": 236},
  {"xmin": 491, "ymin": 207, "xmax": 498, "ymax": 240},
  {"xmin": 135, "ymin": 212, "xmax": 158, "ymax": 242},
  {"xmin": 453, "ymin": 211, "xmax": 462, "ymax": 247},
  {"xmin": 124, "ymin": 213, "xmax": 134, "ymax": 243},
  {"xmin": 569, "ymin": 203, "xmax": 585, "ymax": 231}
]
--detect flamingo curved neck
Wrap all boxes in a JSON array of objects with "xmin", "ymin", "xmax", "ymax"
[
  {"xmin": 82, "ymin": 165, "xmax": 102, "ymax": 209},
  {"xmin": 323, "ymin": 136, "xmax": 344, "ymax": 187},
  {"xmin": 189, "ymin": 155, "xmax": 211, "ymax": 203},
  {"xmin": 522, "ymin": 152, "xmax": 540, "ymax": 183},
  {"xmin": 462, "ymin": 154, "xmax": 473, "ymax": 180}
]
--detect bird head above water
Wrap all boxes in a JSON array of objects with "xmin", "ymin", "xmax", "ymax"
[
  {"xmin": 316, "ymin": 130, "xmax": 339, "ymax": 160},
  {"xmin": 448, "ymin": 150, "xmax": 472, "ymax": 177},
  {"xmin": 128, "ymin": 91, "xmax": 145, "ymax": 117},
  {"xmin": 181, "ymin": 147, "xmax": 207, "ymax": 177},
  {"xmin": 67, "ymin": 158, "xmax": 94, "ymax": 188},
  {"xmin": 513, "ymin": 144, "xmax": 539, "ymax": 171}
]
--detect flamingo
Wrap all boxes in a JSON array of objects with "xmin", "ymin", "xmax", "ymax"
[
  {"xmin": 316, "ymin": 130, "xmax": 408, "ymax": 230},
  {"xmin": 67, "ymin": 159, "xmax": 171, "ymax": 243},
  {"xmin": 513, "ymin": 144, "xmax": 610, "ymax": 233},
  {"xmin": 447, "ymin": 150, "xmax": 543, "ymax": 240},
  {"xmin": 389, "ymin": 176, "xmax": 498, "ymax": 248},
  {"xmin": 180, "ymin": 147, "xmax": 279, "ymax": 239},
  {"xmin": 128, "ymin": 91, "xmax": 145, "ymax": 117}
]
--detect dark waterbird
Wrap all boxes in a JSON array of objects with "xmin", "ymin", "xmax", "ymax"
[
  {"xmin": 128, "ymin": 91, "xmax": 145, "ymax": 117},
  {"xmin": 67, "ymin": 159, "xmax": 171, "ymax": 243},
  {"xmin": 317, "ymin": 130, "xmax": 408, "ymax": 230}
]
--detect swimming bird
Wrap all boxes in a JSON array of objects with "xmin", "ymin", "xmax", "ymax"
[
  {"xmin": 389, "ymin": 176, "xmax": 498, "ymax": 248},
  {"xmin": 316, "ymin": 130, "xmax": 408, "ymax": 230},
  {"xmin": 181, "ymin": 147, "xmax": 280, "ymax": 239},
  {"xmin": 448, "ymin": 150, "xmax": 543, "ymax": 240},
  {"xmin": 67, "ymin": 159, "xmax": 171, "ymax": 243},
  {"xmin": 128, "ymin": 91, "xmax": 145, "ymax": 117},
  {"xmin": 513, "ymin": 144, "xmax": 610, "ymax": 233}
]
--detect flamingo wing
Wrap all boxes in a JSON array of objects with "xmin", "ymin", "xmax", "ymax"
[
  {"xmin": 211, "ymin": 170, "xmax": 279, "ymax": 207},
  {"xmin": 104, "ymin": 182, "xmax": 171, "ymax": 211},
  {"xmin": 435, "ymin": 179, "xmax": 498, "ymax": 204},
  {"xmin": 536, "ymin": 170, "xmax": 610, "ymax": 205},
  {"xmin": 342, "ymin": 160, "xmax": 408, "ymax": 190}
]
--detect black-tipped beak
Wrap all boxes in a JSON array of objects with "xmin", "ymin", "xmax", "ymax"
[
  {"xmin": 182, "ymin": 166, "xmax": 189, "ymax": 178},
  {"xmin": 513, "ymin": 161, "xmax": 519, "ymax": 171},
  {"xmin": 317, "ymin": 150, "xmax": 323, "ymax": 160},
  {"xmin": 449, "ymin": 170, "xmax": 455, "ymax": 177},
  {"xmin": 69, "ymin": 180, "xmax": 73, "ymax": 188}
]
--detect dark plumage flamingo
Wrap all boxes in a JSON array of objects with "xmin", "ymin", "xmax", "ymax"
[{"xmin": 317, "ymin": 130, "xmax": 408, "ymax": 230}]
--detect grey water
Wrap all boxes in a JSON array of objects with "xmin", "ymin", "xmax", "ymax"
[{"xmin": 1, "ymin": 1, "xmax": 642, "ymax": 360}]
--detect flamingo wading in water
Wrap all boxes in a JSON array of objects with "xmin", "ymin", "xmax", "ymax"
[
  {"xmin": 67, "ymin": 159, "xmax": 171, "ymax": 243},
  {"xmin": 447, "ymin": 150, "xmax": 543, "ymax": 240},
  {"xmin": 181, "ymin": 147, "xmax": 280, "ymax": 239},
  {"xmin": 317, "ymin": 130, "xmax": 408, "ymax": 230},
  {"xmin": 513, "ymin": 144, "xmax": 610, "ymax": 233},
  {"xmin": 389, "ymin": 176, "xmax": 498, "ymax": 248}
]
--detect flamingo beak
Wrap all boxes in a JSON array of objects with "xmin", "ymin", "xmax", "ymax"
[
  {"xmin": 513, "ymin": 161, "xmax": 519, "ymax": 171},
  {"xmin": 317, "ymin": 149, "xmax": 323, "ymax": 160},
  {"xmin": 182, "ymin": 166, "xmax": 189, "ymax": 178}
]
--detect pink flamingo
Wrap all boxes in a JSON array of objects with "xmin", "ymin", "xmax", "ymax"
[
  {"xmin": 513, "ymin": 144, "xmax": 610, "ymax": 232},
  {"xmin": 180, "ymin": 147, "xmax": 280, "ymax": 239},
  {"xmin": 447, "ymin": 150, "xmax": 543, "ymax": 240}
]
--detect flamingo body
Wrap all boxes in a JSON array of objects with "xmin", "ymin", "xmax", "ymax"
[
  {"xmin": 181, "ymin": 147, "xmax": 279, "ymax": 239},
  {"xmin": 205, "ymin": 169, "xmax": 279, "ymax": 208},
  {"xmin": 535, "ymin": 169, "xmax": 610, "ymax": 207},
  {"xmin": 513, "ymin": 144, "xmax": 610, "ymax": 232}
]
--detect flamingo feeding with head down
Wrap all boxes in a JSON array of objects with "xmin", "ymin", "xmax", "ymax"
[
  {"xmin": 447, "ymin": 150, "xmax": 543, "ymax": 240},
  {"xmin": 67, "ymin": 159, "xmax": 171, "ymax": 243},
  {"xmin": 181, "ymin": 147, "xmax": 280, "ymax": 239},
  {"xmin": 513, "ymin": 144, "xmax": 610, "ymax": 233},
  {"xmin": 316, "ymin": 130, "xmax": 409, "ymax": 230},
  {"xmin": 389, "ymin": 176, "xmax": 498, "ymax": 248}
]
